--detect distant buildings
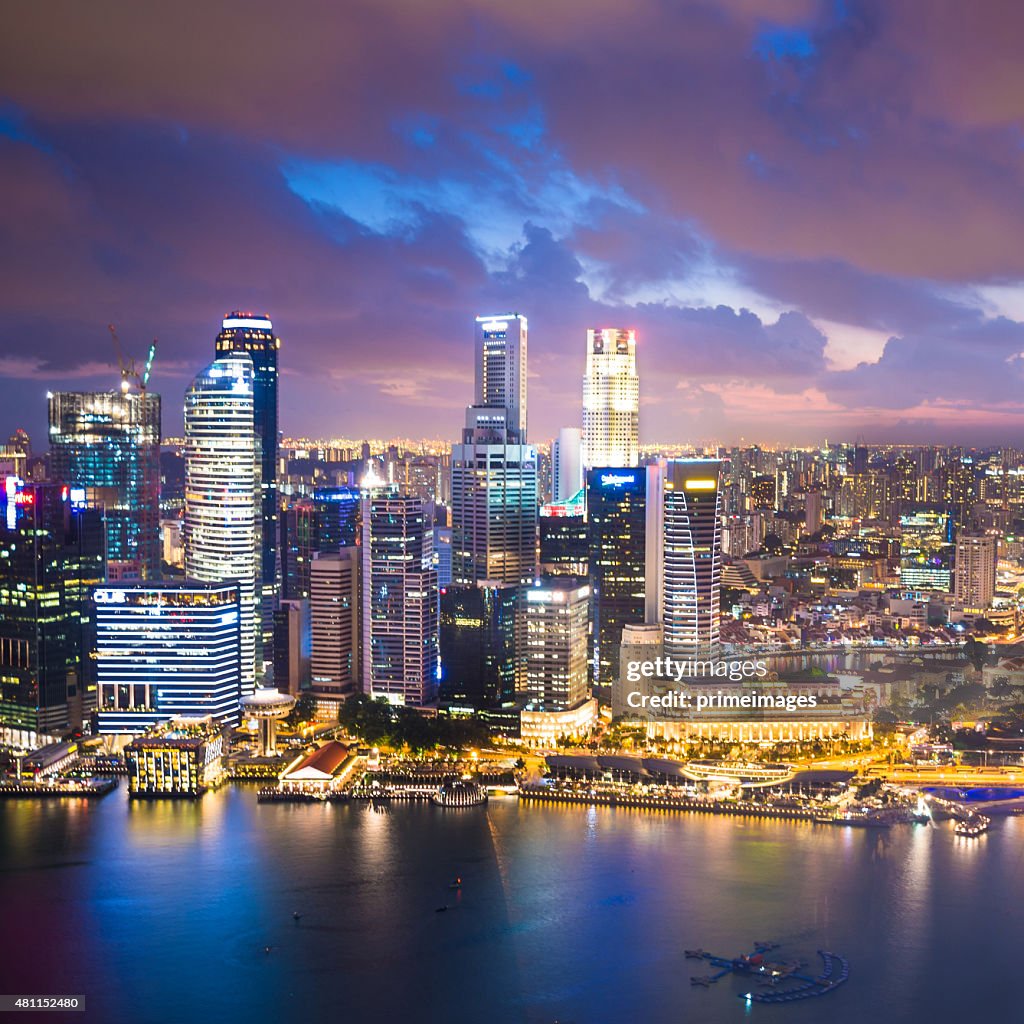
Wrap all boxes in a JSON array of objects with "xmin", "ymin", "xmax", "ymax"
[
  {"xmin": 0, "ymin": 481, "xmax": 104, "ymax": 744},
  {"xmin": 48, "ymin": 389, "xmax": 161, "ymax": 580},
  {"xmin": 361, "ymin": 495, "xmax": 438, "ymax": 706},
  {"xmin": 94, "ymin": 580, "xmax": 242, "ymax": 734},
  {"xmin": 184, "ymin": 352, "xmax": 262, "ymax": 697},
  {"xmin": 583, "ymin": 328, "xmax": 638, "ymax": 469}
]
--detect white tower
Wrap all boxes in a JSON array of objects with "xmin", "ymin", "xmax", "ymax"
[
  {"xmin": 185, "ymin": 353, "xmax": 262, "ymax": 697},
  {"xmin": 551, "ymin": 427, "xmax": 584, "ymax": 503},
  {"xmin": 583, "ymin": 328, "xmax": 639, "ymax": 468}
]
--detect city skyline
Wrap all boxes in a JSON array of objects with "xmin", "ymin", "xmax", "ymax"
[{"xmin": 6, "ymin": 4, "xmax": 1024, "ymax": 445}]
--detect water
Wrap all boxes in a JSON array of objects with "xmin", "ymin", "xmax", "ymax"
[{"xmin": 1, "ymin": 785, "xmax": 1021, "ymax": 1024}]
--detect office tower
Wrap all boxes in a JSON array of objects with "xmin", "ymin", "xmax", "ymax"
[
  {"xmin": 94, "ymin": 581, "xmax": 242, "ymax": 734},
  {"xmin": 473, "ymin": 313, "xmax": 528, "ymax": 443},
  {"xmin": 853, "ymin": 444, "xmax": 869, "ymax": 475},
  {"xmin": 310, "ymin": 549, "xmax": 359, "ymax": 698},
  {"xmin": 954, "ymin": 533, "xmax": 997, "ymax": 610},
  {"xmin": 0, "ymin": 481, "xmax": 104, "ymax": 744},
  {"xmin": 184, "ymin": 353, "xmax": 261, "ymax": 697},
  {"xmin": 48, "ymin": 389, "xmax": 161, "ymax": 579},
  {"xmin": 313, "ymin": 486, "xmax": 360, "ymax": 549},
  {"xmin": 650, "ymin": 460, "xmax": 722, "ymax": 658},
  {"xmin": 539, "ymin": 508, "xmax": 588, "ymax": 577},
  {"xmin": 587, "ymin": 467, "xmax": 647, "ymax": 684},
  {"xmin": 439, "ymin": 582, "xmax": 518, "ymax": 707},
  {"xmin": 551, "ymin": 427, "xmax": 584, "ymax": 503},
  {"xmin": 273, "ymin": 599, "xmax": 311, "ymax": 697},
  {"xmin": 433, "ymin": 526, "xmax": 453, "ymax": 588},
  {"xmin": 583, "ymin": 328, "xmax": 639, "ymax": 468},
  {"xmin": 161, "ymin": 518, "xmax": 184, "ymax": 568},
  {"xmin": 214, "ymin": 313, "xmax": 279, "ymax": 590},
  {"xmin": 451, "ymin": 441, "xmax": 538, "ymax": 584},
  {"xmin": 361, "ymin": 495, "xmax": 438, "ymax": 706},
  {"xmin": 524, "ymin": 578, "xmax": 590, "ymax": 708},
  {"xmin": 280, "ymin": 487, "xmax": 360, "ymax": 601}
]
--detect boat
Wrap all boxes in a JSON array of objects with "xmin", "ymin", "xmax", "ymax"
[
  {"xmin": 448, "ymin": 877, "xmax": 463, "ymax": 889},
  {"xmin": 954, "ymin": 816, "xmax": 990, "ymax": 837},
  {"xmin": 685, "ymin": 948, "xmax": 706, "ymax": 959}
]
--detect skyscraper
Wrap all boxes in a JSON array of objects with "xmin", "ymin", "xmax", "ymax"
[
  {"xmin": 524, "ymin": 578, "xmax": 590, "ymax": 709},
  {"xmin": 184, "ymin": 353, "xmax": 261, "ymax": 697},
  {"xmin": 214, "ymin": 313, "xmax": 279, "ymax": 589},
  {"xmin": 650, "ymin": 460, "xmax": 722, "ymax": 659},
  {"xmin": 583, "ymin": 328, "xmax": 639, "ymax": 468},
  {"xmin": 0, "ymin": 481, "xmax": 104, "ymax": 744},
  {"xmin": 361, "ymin": 495, "xmax": 438, "ymax": 706},
  {"xmin": 310, "ymin": 549, "xmax": 359, "ymax": 700},
  {"xmin": 94, "ymin": 581, "xmax": 242, "ymax": 734},
  {"xmin": 48, "ymin": 389, "xmax": 161, "ymax": 579},
  {"xmin": 551, "ymin": 427, "xmax": 584, "ymax": 503},
  {"xmin": 954, "ymin": 533, "xmax": 997, "ymax": 610},
  {"xmin": 587, "ymin": 467, "xmax": 648, "ymax": 684},
  {"xmin": 439, "ymin": 582, "xmax": 518, "ymax": 708},
  {"xmin": 473, "ymin": 313, "xmax": 528, "ymax": 443}
]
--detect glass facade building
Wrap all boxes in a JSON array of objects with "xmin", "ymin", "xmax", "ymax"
[
  {"xmin": 48, "ymin": 390, "xmax": 161, "ymax": 580},
  {"xmin": 184, "ymin": 353, "xmax": 261, "ymax": 696},
  {"xmin": 0, "ymin": 481, "xmax": 104, "ymax": 744},
  {"xmin": 94, "ymin": 581, "xmax": 242, "ymax": 733},
  {"xmin": 587, "ymin": 467, "xmax": 647, "ymax": 685}
]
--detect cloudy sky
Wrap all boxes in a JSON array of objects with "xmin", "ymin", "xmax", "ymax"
[{"xmin": 3, "ymin": 0, "xmax": 1024, "ymax": 446}]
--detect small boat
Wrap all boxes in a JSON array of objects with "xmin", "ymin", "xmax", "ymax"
[
  {"xmin": 448, "ymin": 877, "xmax": 463, "ymax": 889},
  {"xmin": 435, "ymin": 906, "xmax": 448, "ymax": 913},
  {"xmin": 292, "ymin": 911, "xmax": 302, "ymax": 921},
  {"xmin": 685, "ymin": 948, "xmax": 705, "ymax": 958},
  {"xmin": 954, "ymin": 816, "xmax": 990, "ymax": 837}
]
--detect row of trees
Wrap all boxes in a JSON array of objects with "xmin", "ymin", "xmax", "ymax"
[{"xmin": 337, "ymin": 693, "xmax": 490, "ymax": 753}]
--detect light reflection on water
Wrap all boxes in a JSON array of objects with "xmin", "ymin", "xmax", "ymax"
[{"xmin": 0, "ymin": 786, "xmax": 1019, "ymax": 1024}]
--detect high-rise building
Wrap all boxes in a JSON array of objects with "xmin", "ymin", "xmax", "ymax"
[
  {"xmin": 310, "ymin": 549, "xmax": 359, "ymax": 699},
  {"xmin": 650, "ymin": 460, "xmax": 722, "ymax": 659},
  {"xmin": 214, "ymin": 313, "xmax": 279, "ymax": 589},
  {"xmin": 551, "ymin": 427, "xmax": 584, "ymax": 503},
  {"xmin": 433, "ymin": 526, "xmax": 453, "ymax": 588},
  {"xmin": 273, "ymin": 599, "xmax": 311, "ymax": 697},
  {"xmin": 954, "ymin": 533, "xmax": 997, "ymax": 610},
  {"xmin": 184, "ymin": 353, "xmax": 261, "ymax": 697},
  {"xmin": 439, "ymin": 582, "xmax": 518, "ymax": 708},
  {"xmin": 94, "ymin": 581, "xmax": 242, "ymax": 734},
  {"xmin": 524, "ymin": 578, "xmax": 590, "ymax": 709},
  {"xmin": 587, "ymin": 467, "xmax": 648, "ymax": 685},
  {"xmin": 0, "ymin": 481, "xmax": 104, "ymax": 744},
  {"xmin": 361, "ymin": 495, "xmax": 438, "ymax": 706},
  {"xmin": 473, "ymin": 313, "xmax": 528, "ymax": 443},
  {"xmin": 539, "ymin": 506, "xmax": 588, "ymax": 578},
  {"xmin": 583, "ymin": 328, "xmax": 639, "ymax": 468},
  {"xmin": 48, "ymin": 389, "xmax": 161, "ymax": 579},
  {"xmin": 280, "ymin": 487, "xmax": 360, "ymax": 601},
  {"xmin": 451, "ymin": 442, "xmax": 538, "ymax": 585}
]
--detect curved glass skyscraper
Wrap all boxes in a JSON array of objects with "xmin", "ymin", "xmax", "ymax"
[{"xmin": 184, "ymin": 354, "xmax": 261, "ymax": 696}]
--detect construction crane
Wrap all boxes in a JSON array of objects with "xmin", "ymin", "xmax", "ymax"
[{"xmin": 108, "ymin": 324, "xmax": 158, "ymax": 394}]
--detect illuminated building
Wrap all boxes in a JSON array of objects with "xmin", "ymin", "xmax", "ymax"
[
  {"xmin": 583, "ymin": 328, "xmax": 638, "ymax": 468},
  {"xmin": 439, "ymin": 582, "xmax": 518, "ymax": 708},
  {"xmin": 125, "ymin": 716, "xmax": 224, "ymax": 797},
  {"xmin": 650, "ymin": 460, "xmax": 723, "ymax": 659},
  {"xmin": 750, "ymin": 475, "xmax": 776, "ymax": 512},
  {"xmin": 525, "ymin": 578, "xmax": 590, "ymax": 708},
  {"xmin": 48, "ymin": 389, "xmax": 161, "ymax": 579},
  {"xmin": 432, "ymin": 526, "xmax": 453, "ymax": 588},
  {"xmin": 280, "ymin": 487, "xmax": 360, "ymax": 600},
  {"xmin": 214, "ymin": 312, "xmax": 280, "ymax": 593},
  {"xmin": 473, "ymin": 313, "xmax": 528, "ymax": 443},
  {"xmin": 239, "ymin": 687, "xmax": 295, "ymax": 756},
  {"xmin": 310, "ymin": 549, "xmax": 359, "ymax": 701},
  {"xmin": 539, "ymin": 494, "xmax": 588, "ymax": 577},
  {"xmin": 184, "ymin": 353, "xmax": 261, "ymax": 695},
  {"xmin": 0, "ymin": 481, "xmax": 104, "ymax": 744},
  {"xmin": 361, "ymin": 495, "xmax": 438, "ymax": 706},
  {"xmin": 586, "ymin": 467, "xmax": 648, "ymax": 685},
  {"xmin": 94, "ymin": 581, "xmax": 241, "ymax": 734},
  {"xmin": 954, "ymin": 533, "xmax": 997, "ymax": 610},
  {"xmin": 551, "ymin": 427, "xmax": 584, "ymax": 503}
]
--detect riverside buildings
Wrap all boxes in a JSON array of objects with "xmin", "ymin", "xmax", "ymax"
[{"xmin": 184, "ymin": 353, "xmax": 262, "ymax": 698}]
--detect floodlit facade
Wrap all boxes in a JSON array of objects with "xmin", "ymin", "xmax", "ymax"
[
  {"xmin": 184, "ymin": 353, "xmax": 261, "ymax": 696},
  {"xmin": 48, "ymin": 389, "xmax": 161, "ymax": 579},
  {"xmin": 583, "ymin": 328, "xmax": 638, "ymax": 469},
  {"xmin": 94, "ymin": 581, "xmax": 242, "ymax": 733},
  {"xmin": 524, "ymin": 579, "xmax": 590, "ymax": 709},
  {"xmin": 361, "ymin": 495, "xmax": 438, "ymax": 706}
]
